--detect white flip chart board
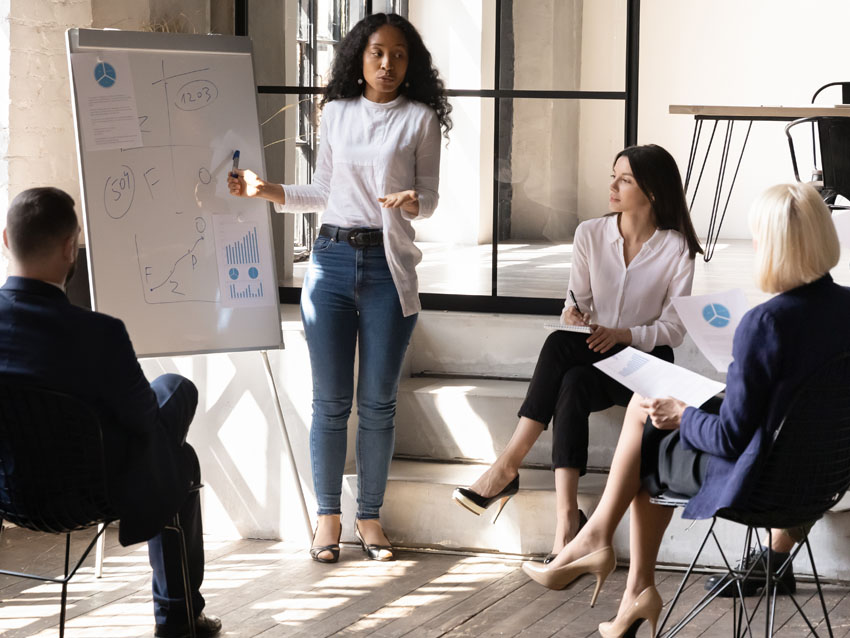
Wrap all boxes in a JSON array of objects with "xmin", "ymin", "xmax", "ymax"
[{"xmin": 67, "ymin": 28, "xmax": 282, "ymax": 357}]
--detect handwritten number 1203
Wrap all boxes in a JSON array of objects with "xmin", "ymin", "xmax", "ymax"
[{"xmin": 175, "ymin": 79, "xmax": 218, "ymax": 112}]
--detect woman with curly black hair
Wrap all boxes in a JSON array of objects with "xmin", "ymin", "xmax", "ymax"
[{"xmin": 228, "ymin": 12, "xmax": 450, "ymax": 564}]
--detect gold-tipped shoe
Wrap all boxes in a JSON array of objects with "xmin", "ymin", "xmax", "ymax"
[
  {"xmin": 522, "ymin": 546, "xmax": 616, "ymax": 606},
  {"xmin": 598, "ymin": 586, "xmax": 662, "ymax": 638}
]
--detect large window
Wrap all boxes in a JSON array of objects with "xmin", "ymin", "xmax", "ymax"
[{"xmin": 241, "ymin": 0, "xmax": 639, "ymax": 313}]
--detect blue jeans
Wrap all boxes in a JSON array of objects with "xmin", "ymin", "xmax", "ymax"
[{"xmin": 301, "ymin": 235, "xmax": 417, "ymax": 519}]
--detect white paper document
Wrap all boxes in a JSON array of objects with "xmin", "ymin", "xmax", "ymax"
[
  {"xmin": 543, "ymin": 321, "xmax": 592, "ymax": 334},
  {"xmin": 71, "ymin": 52, "xmax": 142, "ymax": 151},
  {"xmin": 593, "ymin": 347, "xmax": 726, "ymax": 407},
  {"xmin": 672, "ymin": 289, "xmax": 748, "ymax": 372}
]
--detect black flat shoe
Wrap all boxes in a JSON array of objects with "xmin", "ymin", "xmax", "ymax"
[
  {"xmin": 543, "ymin": 509, "xmax": 588, "ymax": 564},
  {"xmin": 155, "ymin": 612, "xmax": 222, "ymax": 638},
  {"xmin": 310, "ymin": 519, "xmax": 342, "ymax": 563},
  {"xmin": 452, "ymin": 474, "xmax": 519, "ymax": 523},
  {"xmin": 355, "ymin": 519, "xmax": 394, "ymax": 561}
]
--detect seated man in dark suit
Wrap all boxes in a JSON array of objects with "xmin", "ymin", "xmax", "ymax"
[{"xmin": 0, "ymin": 187, "xmax": 221, "ymax": 638}]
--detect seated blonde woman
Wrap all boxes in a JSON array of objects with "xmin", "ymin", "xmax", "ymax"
[{"xmin": 520, "ymin": 182, "xmax": 850, "ymax": 638}]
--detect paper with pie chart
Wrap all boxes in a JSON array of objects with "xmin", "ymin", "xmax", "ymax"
[
  {"xmin": 212, "ymin": 214, "xmax": 276, "ymax": 308},
  {"xmin": 70, "ymin": 52, "xmax": 142, "ymax": 151},
  {"xmin": 672, "ymin": 289, "xmax": 748, "ymax": 372}
]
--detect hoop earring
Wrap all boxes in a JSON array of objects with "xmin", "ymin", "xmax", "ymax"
[{"xmin": 357, "ymin": 78, "xmax": 363, "ymax": 85}]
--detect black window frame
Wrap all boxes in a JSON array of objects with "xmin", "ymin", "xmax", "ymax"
[{"xmin": 239, "ymin": 0, "xmax": 641, "ymax": 315}]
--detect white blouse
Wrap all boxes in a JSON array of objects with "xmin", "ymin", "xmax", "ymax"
[
  {"xmin": 275, "ymin": 95, "xmax": 442, "ymax": 317},
  {"xmin": 566, "ymin": 215, "xmax": 695, "ymax": 351}
]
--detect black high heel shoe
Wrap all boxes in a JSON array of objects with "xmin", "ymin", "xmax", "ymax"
[
  {"xmin": 452, "ymin": 474, "xmax": 519, "ymax": 523},
  {"xmin": 310, "ymin": 517, "xmax": 342, "ymax": 564},
  {"xmin": 355, "ymin": 519, "xmax": 395, "ymax": 561},
  {"xmin": 543, "ymin": 509, "xmax": 588, "ymax": 564}
]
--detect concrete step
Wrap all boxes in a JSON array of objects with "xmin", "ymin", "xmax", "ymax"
[
  {"xmin": 340, "ymin": 459, "xmax": 850, "ymax": 581},
  {"xmin": 407, "ymin": 311, "xmax": 724, "ymax": 382},
  {"xmin": 394, "ymin": 376, "xmax": 623, "ymax": 468}
]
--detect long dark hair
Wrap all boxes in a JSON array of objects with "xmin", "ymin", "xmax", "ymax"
[
  {"xmin": 615, "ymin": 144, "xmax": 703, "ymax": 259},
  {"xmin": 321, "ymin": 13, "xmax": 452, "ymax": 137}
]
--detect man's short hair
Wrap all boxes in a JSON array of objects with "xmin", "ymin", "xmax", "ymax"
[{"xmin": 6, "ymin": 187, "xmax": 78, "ymax": 261}]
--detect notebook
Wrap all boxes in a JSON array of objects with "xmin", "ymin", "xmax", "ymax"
[{"xmin": 543, "ymin": 322, "xmax": 592, "ymax": 334}]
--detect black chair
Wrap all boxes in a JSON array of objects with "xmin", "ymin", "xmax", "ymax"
[
  {"xmin": 786, "ymin": 116, "xmax": 850, "ymax": 211},
  {"xmin": 651, "ymin": 351, "xmax": 850, "ymax": 638},
  {"xmin": 809, "ymin": 82, "xmax": 850, "ymax": 171},
  {"xmin": 0, "ymin": 381, "xmax": 198, "ymax": 638}
]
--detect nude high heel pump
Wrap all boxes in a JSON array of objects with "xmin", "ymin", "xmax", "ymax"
[
  {"xmin": 521, "ymin": 546, "xmax": 616, "ymax": 607},
  {"xmin": 598, "ymin": 586, "xmax": 663, "ymax": 638}
]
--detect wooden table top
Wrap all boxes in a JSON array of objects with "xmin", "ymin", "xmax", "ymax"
[{"xmin": 670, "ymin": 104, "xmax": 850, "ymax": 119}]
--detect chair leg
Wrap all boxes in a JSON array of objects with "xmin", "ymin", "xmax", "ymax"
[
  {"xmin": 59, "ymin": 533, "xmax": 71, "ymax": 638},
  {"xmin": 804, "ymin": 536, "xmax": 834, "ymax": 638},
  {"xmin": 658, "ymin": 518, "xmax": 717, "ymax": 637},
  {"xmin": 95, "ymin": 522, "xmax": 105, "ymax": 578}
]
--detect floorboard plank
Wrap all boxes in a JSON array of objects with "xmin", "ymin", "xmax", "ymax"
[{"xmin": 2, "ymin": 527, "xmax": 848, "ymax": 637}]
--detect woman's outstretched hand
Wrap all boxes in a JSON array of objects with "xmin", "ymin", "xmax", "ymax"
[
  {"xmin": 640, "ymin": 397, "xmax": 688, "ymax": 430},
  {"xmin": 227, "ymin": 169, "xmax": 286, "ymax": 204},
  {"xmin": 379, "ymin": 190, "xmax": 419, "ymax": 216},
  {"xmin": 586, "ymin": 325, "xmax": 631, "ymax": 353}
]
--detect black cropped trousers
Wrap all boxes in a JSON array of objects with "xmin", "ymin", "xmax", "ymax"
[{"xmin": 518, "ymin": 331, "xmax": 673, "ymax": 473}]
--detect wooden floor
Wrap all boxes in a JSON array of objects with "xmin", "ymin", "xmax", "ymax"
[{"xmin": 2, "ymin": 525, "xmax": 849, "ymax": 637}]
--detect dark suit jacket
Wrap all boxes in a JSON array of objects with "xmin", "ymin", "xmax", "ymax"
[
  {"xmin": 0, "ymin": 276, "xmax": 189, "ymax": 545},
  {"xmin": 680, "ymin": 274, "xmax": 850, "ymax": 519}
]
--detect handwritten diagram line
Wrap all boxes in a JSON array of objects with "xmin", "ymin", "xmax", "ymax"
[{"xmin": 147, "ymin": 236, "xmax": 205, "ymax": 292}]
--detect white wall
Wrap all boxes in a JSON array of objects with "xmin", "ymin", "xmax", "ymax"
[
  {"xmin": 639, "ymin": 0, "xmax": 850, "ymax": 239},
  {"xmin": 6, "ymin": 0, "xmax": 91, "ymax": 231}
]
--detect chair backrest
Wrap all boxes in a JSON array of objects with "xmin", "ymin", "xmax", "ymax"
[
  {"xmin": 816, "ymin": 117, "xmax": 850, "ymax": 201},
  {"xmin": 811, "ymin": 81, "xmax": 850, "ymax": 105},
  {"xmin": 722, "ymin": 351, "xmax": 850, "ymax": 528},
  {"xmin": 0, "ymin": 380, "xmax": 115, "ymax": 533}
]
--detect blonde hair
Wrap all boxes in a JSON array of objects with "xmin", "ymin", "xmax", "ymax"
[{"xmin": 749, "ymin": 183, "xmax": 840, "ymax": 293}]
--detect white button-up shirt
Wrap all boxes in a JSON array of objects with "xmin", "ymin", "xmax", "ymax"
[
  {"xmin": 566, "ymin": 215, "xmax": 695, "ymax": 351},
  {"xmin": 275, "ymin": 95, "xmax": 441, "ymax": 317}
]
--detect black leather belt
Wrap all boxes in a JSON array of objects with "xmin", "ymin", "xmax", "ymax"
[{"xmin": 319, "ymin": 224, "xmax": 383, "ymax": 248}]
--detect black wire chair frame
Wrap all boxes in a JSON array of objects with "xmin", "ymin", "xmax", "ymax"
[
  {"xmin": 0, "ymin": 381, "xmax": 198, "ymax": 638},
  {"xmin": 809, "ymin": 82, "xmax": 850, "ymax": 168},
  {"xmin": 788, "ymin": 115, "xmax": 850, "ymax": 211},
  {"xmin": 651, "ymin": 350, "xmax": 850, "ymax": 638}
]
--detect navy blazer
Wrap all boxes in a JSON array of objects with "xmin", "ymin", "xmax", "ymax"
[
  {"xmin": 0, "ymin": 277, "xmax": 189, "ymax": 545},
  {"xmin": 680, "ymin": 274, "xmax": 850, "ymax": 519}
]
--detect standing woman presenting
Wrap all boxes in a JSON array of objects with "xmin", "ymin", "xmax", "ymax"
[{"xmin": 228, "ymin": 13, "xmax": 451, "ymax": 562}]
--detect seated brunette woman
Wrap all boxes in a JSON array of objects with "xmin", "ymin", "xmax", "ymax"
[
  {"xmin": 521, "ymin": 182, "xmax": 850, "ymax": 638},
  {"xmin": 452, "ymin": 144, "xmax": 702, "ymax": 561}
]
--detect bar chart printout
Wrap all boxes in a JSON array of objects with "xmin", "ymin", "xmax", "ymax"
[{"xmin": 213, "ymin": 214, "xmax": 275, "ymax": 308}]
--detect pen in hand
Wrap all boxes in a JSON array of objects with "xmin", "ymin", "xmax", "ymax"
[
  {"xmin": 568, "ymin": 290, "xmax": 586, "ymax": 324},
  {"xmin": 230, "ymin": 150, "xmax": 240, "ymax": 177}
]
